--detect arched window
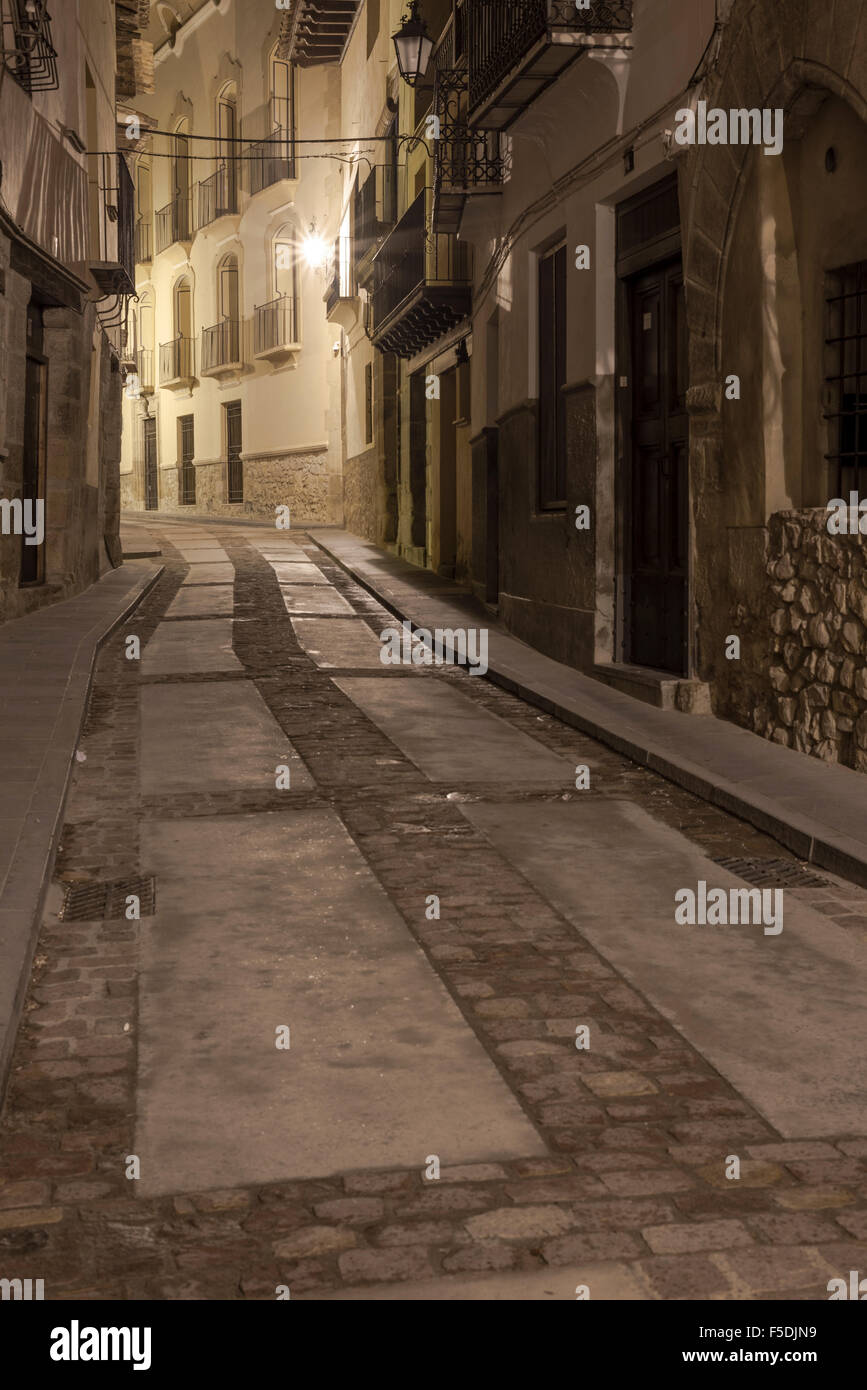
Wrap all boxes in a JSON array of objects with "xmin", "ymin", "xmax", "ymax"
[
  {"xmin": 273, "ymin": 222, "xmax": 297, "ymax": 301},
  {"xmin": 217, "ymin": 254, "xmax": 239, "ymax": 322},
  {"xmin": 271, "ymin": 53, "xmax": 293, "ymax": 136},
  {"xmin": 174, "ymin": 276, "xmax": 192, "ymax": 340},
  {"xmin": 172, "ymin": 119, "xmax": 192, "ymax": 240},
  {"xmin": 217, "ymin": 83, "xmax": 238, "ymax": 213}
]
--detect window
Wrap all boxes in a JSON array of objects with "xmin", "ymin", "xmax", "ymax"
[
  {"xmin": 226, "ymin": 402, "xmax": 243, "ymax": 503},
  {"xmin": 271, "ymin": 54, "xmax": 293, "ymax": 137},
  {"xmin": 217, "ymin": 86, "xmax": 238, "ymax": 213},
  {"xmin": 826, "ymin": 261, "xmax": 867, "ymax": 498},
  {"xmin": 538, "ymin": 242, "xmax": 567, "ymax": 509},
  {"xmin": 365, "ymin": 361, "xmax": 374, "ymax": 445},
  {"xmin": 179, "ymin": 415, "xmax": 195, "ymax": 505},
  {"xmin": 366, "ymin": 0, "xmax": 380, "ymax": 57},
  {"xmin": 173, "ymin": 122, "xmax": 192, "ymax": 240}
]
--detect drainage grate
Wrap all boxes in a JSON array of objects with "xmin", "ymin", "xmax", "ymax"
[
  {"xmin": 60, "ymin": 876, "xmax": 156, "ymax": 921},
  {"xmin": 711, "ymin": 857, "xmax": 830, "ymax": 889}
]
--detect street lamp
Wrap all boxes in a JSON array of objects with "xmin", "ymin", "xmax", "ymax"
[
  {"xmin": 301, "ymin": 220, "xmax": 329, "ymax": 272},
  {"xmin": 392, "ymin": 1, "xmax": 433, "ymax": 88}
]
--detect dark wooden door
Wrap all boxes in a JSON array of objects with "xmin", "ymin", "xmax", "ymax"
[
  {"xmin": 226, "ymin": 402, "xmax": 243, "ymax": 503},
  {"xmin": 143, "ymin": 416, "xmax": 158, "ymax": 511},
  {"xmin": 625, "ymin": 258, "xmax": 688, "ymax": 674},
  {"xmin": 21, "ymin": 302, "xmax": 47, "ymax": 586}
]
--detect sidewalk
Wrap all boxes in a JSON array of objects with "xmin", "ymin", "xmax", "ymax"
[
  {"xmin": 313, "ymin": 529, "xmax": 867, "ymax": 890},
  {"xmin": 0, "ymin": 560, "xmax": 162, "ymax": 1095}
]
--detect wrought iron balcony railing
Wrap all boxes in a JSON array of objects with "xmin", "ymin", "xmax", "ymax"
[
  {"xmin": 135, "ymin": 217, "xmax": 152, "ymax": 264},
  {"xmin": 466, "ymin": 0, "xmax": 633, "ymax": 129},
  {"xmin": 201, "ymin": 317, "xmax": 241, "ymax": 373},
  {"xmin": 159, "ymin": 334, "xmax": 194, "ymax": 385},
  {"xmin": 1, "ymin": 0, "xmax": 57, "ymax": 93},
  {"xmin": 247, "ymin": 127, "xmax": 296, "ymax": 196},
  {"xmin": 155, "ymin": 194, "xmax": 193, "ymax": 254},
  {"xmin": 253, "ymin": 295, "xmax": 300, "ymax": 356},
  {"xmin": 197, "ymin": 165, "xmax": 238, "ymax": 227},
  {"xmin": 371, "ymin": 188, "xmax": 472, "ymax": 359}
]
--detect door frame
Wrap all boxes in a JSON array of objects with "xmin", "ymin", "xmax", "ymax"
[
  {"xmin": 614, "ymin": 175, "xmax": 691, "ymax": 676},
  {"xmin": 20, "ymin": 301, "xmax": 48, "ymax": 587}
]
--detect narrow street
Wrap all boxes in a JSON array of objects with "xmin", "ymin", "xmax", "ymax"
[{"xmin": 2, "ymin": 514, "xmax": 866, "ymax": 1302}]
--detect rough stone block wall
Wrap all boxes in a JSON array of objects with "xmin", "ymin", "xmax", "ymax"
[
  {"xmin": 343, "ymin": 448, "xmax": 378, "ymax": 541},
  {"xmin": 740, "ymin": 510, "xmax": 867, "ymax": 771},
  {"xmin": 154, "ymin": 452, "xmax": 342, "ymax": 524}
]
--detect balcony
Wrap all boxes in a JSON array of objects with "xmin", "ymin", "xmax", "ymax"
[
  {"xmin": 432, "ymin": 68, "xmax": 506, "ymax": 234},
  {"xmin": 155, "ymin": 194, "xmax": 193, "ymax": 255},
  {"xmin": 159, "ymin": 335, "xmax": 195, "ymax": 388},
  {"xmin": 89, "ymin": 154, "xmax": 137, "ymax": 297},
  {"xmin": 325, "ymin": 236, "xmax": 358, "ymax": 331},
  {"xmin": 135, "ymin": 217, "xmax": 152, "ymax": 265},
  {"xmin": 253, "ymin": 295, "xmax": 300, "ymax": 366},
  {"xmin": 353, "ymin": 165, "xmax": 397, "ymax": 282},
  {"xmin": 197, "ymin": 165, "xmax": 238, "ymax": 228},
  {"xmin": 465, "ymin": 0, "xmax": 633, "ymax": 130},
  {"xmin": 200, "ymin": 317, "xmax": 243, "ymax": 378},
  {"xmin": 1, "ymin": 0, "xmax": 58, "ymax": 94},
  {"xmin": 247, "ymin": 128, "xmax": 296, "ymax": 196},
  {"xmin": 281, "ymin": 0, "xmax": 359, "ymax": 66},
  {"xmin": 371, "ymin": 189, "xmax": 472, "ymax": 360}
]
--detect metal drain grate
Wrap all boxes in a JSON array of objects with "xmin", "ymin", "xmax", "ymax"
[
  {"xmin": 60, "ymin": 876, "xmax": 156, "ymax": 921},
  {"xmin": 711, "ymin": 857, "xmax": 830, "ymax": 889}
]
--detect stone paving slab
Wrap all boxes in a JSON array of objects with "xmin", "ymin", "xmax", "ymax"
[
  {"xmin": 290, "ymin": 618, "xmax": 384, "ymax": 668},
  {"xmin": 176, "ymin": 549, "xmax": 230, "ymax": 564},
  {"xmin": 461, "ymin": 799, "xmax": 867, "ymax": 1138},
  {"xmin": 304, "ymin": 1261, "xmax": 652, "ymax": 1299},
  {"xmin": 269, "ymin": 561, "xmax": 329, "ymax": 585},
  {"xmin": 141, "ymin": 683, "xmax": 314, "ymax": 794},
  {"xmin": 181, "ymin": 564, "xmax": 235, "ymax": 586},
  {"xmin": 135, "ymin": 811, "xmax": 545, "ymax": 1195},
  {"xmin": 313, "ymin": 529, "xmax": 867, "ymax": 891},
  {"xmin": 333, "ymin": 676, "xmax": 574, "ymax": 785},
  {"xmin": 0, "ymin": 560, "xmax": 162, "ymax": 1096},
  {"xmin": 141, "ymin": 619, "xmax": 241, "ymax": 675},
  {"xmin": 279, "ymin": 587, "xmax": 355, "ymax": 615},
  {"xmin": 164, "ymin": 585, "xmax": 234, "ymax": 619}
]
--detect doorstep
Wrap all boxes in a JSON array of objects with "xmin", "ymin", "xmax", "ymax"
[
  {"xmin": 590, "ymin": 662, "xmax": 712, "ymax": 714},
  {"xmin": 312, "ymin": 527, "xmax": 867, "ymax": 891}
]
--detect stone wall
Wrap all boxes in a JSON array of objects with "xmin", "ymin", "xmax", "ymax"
[
  {"xmin": 734, "ymin": 510, "xmax": 867, "ymax": 772},
  {"xmin": 147, "ymin": 450, "xmax": 342, "ymax": 524},
  {"xmin": 343, "ymin": 447, "xmax": 378, "ymax": 541}
]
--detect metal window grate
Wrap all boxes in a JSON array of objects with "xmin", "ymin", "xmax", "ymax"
[
  {"xmin": 712, "ymin": 857, "xmax": 830, "ymax": 889},
  {"xmin": 825, "ymin": 260, "xmax": 867, "ymax": 497},
  {"xmin": 60, "ymin": 876, "xmax": 156, "ymax": 921}
]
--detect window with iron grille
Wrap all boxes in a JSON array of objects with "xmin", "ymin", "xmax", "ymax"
[
  {"xmin": 225, "ymin": 401, "xmax": 243, "ymax": 503},
  {"xmin": 179, "ymin": 415, "xmax": 195, "ymax": 506},
  {"xmin": 825, "ymin": 261, "xmax": 867, "ymax": 498},
  {"xmin": 365, "ymin": 362, "xmax": 374, "ymax": 445},
  {"xmin": 1, "ymin": 0, "xmax": 57, "ymax": 94},
  {"xmin": 538, "ymin": 242, "xmax": 567, "ymax": 510}
]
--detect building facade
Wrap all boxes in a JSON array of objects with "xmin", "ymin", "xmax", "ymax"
[
  {"xmin": 119, "ymin": 0, "xmax": 347, "ymax": 524},
  {"xmin": 0, "ymin": 0, "xmax": 148, "ymax": 623}
]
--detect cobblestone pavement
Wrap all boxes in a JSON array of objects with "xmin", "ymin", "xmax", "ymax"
[{"xmin": 1, "ymin": 517, "xmax": 866, "ymax": 1301}]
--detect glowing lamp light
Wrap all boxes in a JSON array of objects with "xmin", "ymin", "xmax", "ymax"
[
  {"xmin": 392, "ymin": 1, "xmax": 433, "ymax": 88},
  {"xmin": 301, "ymin": 223, "xmax": 329, "ymax": 272}
]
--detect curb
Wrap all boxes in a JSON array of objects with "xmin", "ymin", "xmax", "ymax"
[
  {"xmin": 311, "ymin": 536, "xmax": 867, "ymax": 893},
  {"xmin": 0, "ymin": 563, "xmax": 164, "ymax": 1104}
]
